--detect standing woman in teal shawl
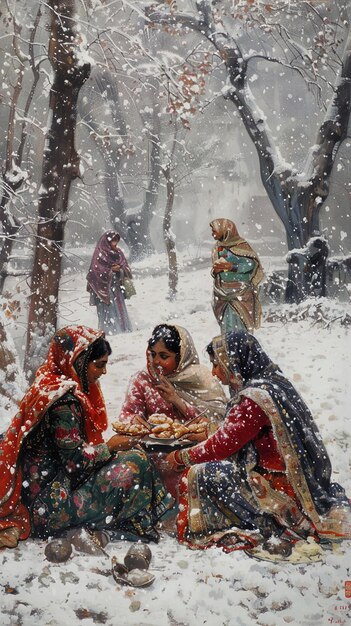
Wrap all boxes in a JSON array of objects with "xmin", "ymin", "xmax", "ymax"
[{"xmin": 210, "ymin": 219, "xmax": 264, "ymax": 333}]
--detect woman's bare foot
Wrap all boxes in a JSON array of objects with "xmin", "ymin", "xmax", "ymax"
[
  {"xmin": 0, "ymin": 527, "xmax": 20, "ymax": 548},
  {"xmin": 262, "ymin": 537, "xmax": 292, "ymax": 557},
  {"xmin": 218, "ymin": 533, "xmax": 239, "ymax": 548},
  {"xmin": 158, "ymin": 516, "xmax": 177, "ymax": 537}
]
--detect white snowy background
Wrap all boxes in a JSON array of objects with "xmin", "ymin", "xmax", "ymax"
[{"xmin": 0, "ymin": 249, "xmax": 350, "ymax": 626}]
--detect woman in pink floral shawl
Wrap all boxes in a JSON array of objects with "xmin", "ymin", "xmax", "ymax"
[{"xmin": 87, "ymin": 231, "xmax": 133, "ymax": 335}]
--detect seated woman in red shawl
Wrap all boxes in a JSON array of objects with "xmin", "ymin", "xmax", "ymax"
[
  {"xmin": 166, "ymin": 331, "xmax": 351, "ymax": 558},
  {"xmin": 87, "ymin": 231, "xmax": 133, "ymax": 335},
  {"xmin": 0, "ymin": 326, "xmax": 172, "ymax": 549}
]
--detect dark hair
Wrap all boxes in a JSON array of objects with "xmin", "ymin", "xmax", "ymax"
[
  {"xmin": 111, "ymin": 234, "xmax": 120, "ymax": 243},
  {"xmin": 148, "ymin": 324, "xmax": 181, "ymax": 355},
  {"xmin": 74, "ymin": 337, "xmax": 111, "ymax": 393},
  {"xmin": 205, "ymin": 342, "xmax": 215, "ymax": 359},
  {"xmin": 89, "ymin": 337, "xmax": 112, "ymax": 361}
]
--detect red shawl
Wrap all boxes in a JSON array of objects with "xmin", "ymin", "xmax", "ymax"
[
  {"xmin": 86, "ymin": 230, "xmax": 132, "ymax": 305},
  {"xmin": 0, "ymin": 325, "xmax": 108, "ymax": 539}
]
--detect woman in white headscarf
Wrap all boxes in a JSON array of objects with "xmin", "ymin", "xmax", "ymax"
[
  {"xmin": 119, "ymin": 323, "xmax": 227, "ymax": 435},
  {"xmin": 118, "ymin": 324, "xmax": 227, "ymax": 500}
]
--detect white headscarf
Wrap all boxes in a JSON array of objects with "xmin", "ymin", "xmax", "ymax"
[{"xmin": 147, "ymin": 325, "xmax": 227, "ymax": 421}]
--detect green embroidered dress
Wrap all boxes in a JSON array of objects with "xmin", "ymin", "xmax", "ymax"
[
  {"xmin": 21, "ymin": 392, "xmax": 170, "ymax": 541},
  {"xmin": 0, "ymin": 325, "xmax": 173, "ymax": 543}
]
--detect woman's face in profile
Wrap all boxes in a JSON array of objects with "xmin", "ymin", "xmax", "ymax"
[
  {"xmin": 110, "ymin": 238, "xmax": 119, "ymax": 251},
  {"xmin": 210, "ymin": 359, "xmax": 229, "ymax": 385},
  {"xmin": 149, "ymin": 340, "xmax": 178, "ymax": 376},
  {"xmin": 211, "ymin": 358, "xmax": 243, "ymax": 392},
  {"xmin": 211, "ymin": 225, "xmax": 219, "ymax": 240},
  {"xmin": 87, "ymin": 353, "xmax": 109, "ymax": 385}
]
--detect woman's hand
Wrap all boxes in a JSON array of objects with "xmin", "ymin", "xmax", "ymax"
[
  {"xmin": 111, "ymin": 263, "xmax": 121, "ymax": 272},
  {"xmin": 165, "ymin": 451, "xmax": 186, "ymax": 473},
  {"xmin": 106, "ymin": 434, "xmax": 140, "ymax": 453},
  {"xmin": 131, "ymin": 415, "xmax": 151, "ymax": 430},
  {"xmin": 186, "ymin": 430, "xmax": 207, "ymax": 443},
  {"xmin": 155, "ymin": 376, "xmax": 179, "ymax": 404},
  {"xmin": 155, "ymin": 376, "xmax": 192, "ymax": 417},
  {"xmin": 184, "ymin": 416, "xmax": 209, "ymax": 442},
  {"xmin": 213, "ymin": 259, "xmax": 232, "ymax": 274}
]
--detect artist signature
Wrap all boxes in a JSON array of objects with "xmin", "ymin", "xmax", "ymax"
[{"xmin": 327, "ymin": 603, "xmax": 351, "ymax": 624}]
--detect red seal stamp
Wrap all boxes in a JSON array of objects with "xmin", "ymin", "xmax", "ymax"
[{"xmin": 345, "ymin": 581, "xmax": 351, "ymax": 598}]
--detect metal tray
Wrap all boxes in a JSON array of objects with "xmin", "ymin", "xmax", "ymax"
[{"xmin": 141, "ymin": 436, "xmax": 193, "ymax": 453}]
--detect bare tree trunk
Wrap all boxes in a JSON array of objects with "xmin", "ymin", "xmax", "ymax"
[
  {"xmin": 79, "ymin": 68, "xmax": 131, "ymax": 235},
  {"xmin": 79, "ymin": 69, "xmax": 158, "ymax": 260},
  {"xmin": 128, "ymin": 100, "xmax": 161, "ymax": 261},
  {"xmin": 0, "ymin": 17, "xmax": 27, "ymax": 292},
  {"xmin": 146, "ymin": 2, "xmax": 351, "ymax": 303},
  {"xmin": 162, "ymin": 164, "xmax": 178, "ymax": 300},
  {"xmin": 0, "ymin": 317, "xmax": 25, "ymax": 411},
  {"xmin": 0, "ymin": 7, "xmax": 42, "ymax": 293},
  {"xmin": 24, "ymin": 0, "xmax": 90, "ymax": 379}
]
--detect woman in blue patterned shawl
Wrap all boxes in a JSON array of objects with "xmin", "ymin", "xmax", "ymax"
[{"xmin": 171, "ymin": 331, "xmax": 351, "ymax": 558}]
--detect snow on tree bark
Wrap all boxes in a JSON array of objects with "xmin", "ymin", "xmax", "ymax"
[
  {"xmin": 24, "ymin": 0, "xmax": 91, "ymax": 379},
  {"xmin": 0, "ymin": 7, "xmax": 42, "ymax": 293},
  {"xmin": 145, "ymin": 0, "xmax": 351, "ymax": 303}
]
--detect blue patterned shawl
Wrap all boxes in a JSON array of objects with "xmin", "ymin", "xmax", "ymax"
[{"xmin": 211, "ymin": 331, "xmax": 349, "ymax": 517}]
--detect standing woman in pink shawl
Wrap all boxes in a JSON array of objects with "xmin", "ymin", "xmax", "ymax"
[{"xmin": 87, "ymin": 231, "xmax": 133, "ymax": 335}]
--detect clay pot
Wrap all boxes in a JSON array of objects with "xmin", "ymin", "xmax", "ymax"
[
  {"xmin": 111, "ymin": 557, "xmax": 155, "ymax": 588},
  {"xmin": 69, "ymin": 528, "xmax": 107, "ymax": 556},
  {"xmin": 44, "ymin": 539, "xmax": 72, "ymax": 563},
  {"xmin": 111, "ymin": 558, "xmax": 129, "ymax": 584},
  {"xmin": 124, "ymin": 544, "xmax": 152, "ymax": 571},
  {"xmin": 127, "ymin": 568, "xmax": 155, "ymax": 587}
]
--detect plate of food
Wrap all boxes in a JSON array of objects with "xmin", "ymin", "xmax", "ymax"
[
  {"xmin": 111, "ymin": 421, "xmax": 150, "ymax": 438},
  {"xmin": 145, "ymin": 433, "xmax": 192, "ymax": 446},
  {"xmin": 147, "ymin": 414, "xmax": 190, "ymax": 439},
  {"xmin": 147, "ymin": 434, "xmax": 179, "ymax": 445},
  {"xmin": 111, "ymin": 414, "xmax": 208, "ymax": 451},
  {"xmin": 141, "ymin": 436, "xmax": 193, "ymax": 452},
  {"xmin": 140, "ymin": 414, "xmax": 207, "ymax": 451}
]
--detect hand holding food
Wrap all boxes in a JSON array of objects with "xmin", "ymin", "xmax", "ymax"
[
  {"xmin": 154, "ymin": 376, "xmax": 179, "ymax": 404},
  {"xmin": 106, "ymin": 434, "xmax": 141, "ymax": 452}
]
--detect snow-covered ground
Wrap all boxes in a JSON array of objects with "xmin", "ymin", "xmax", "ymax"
[{"xmin": 1, "ymin": 252, "xmax": 351, "ymax": 626}]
